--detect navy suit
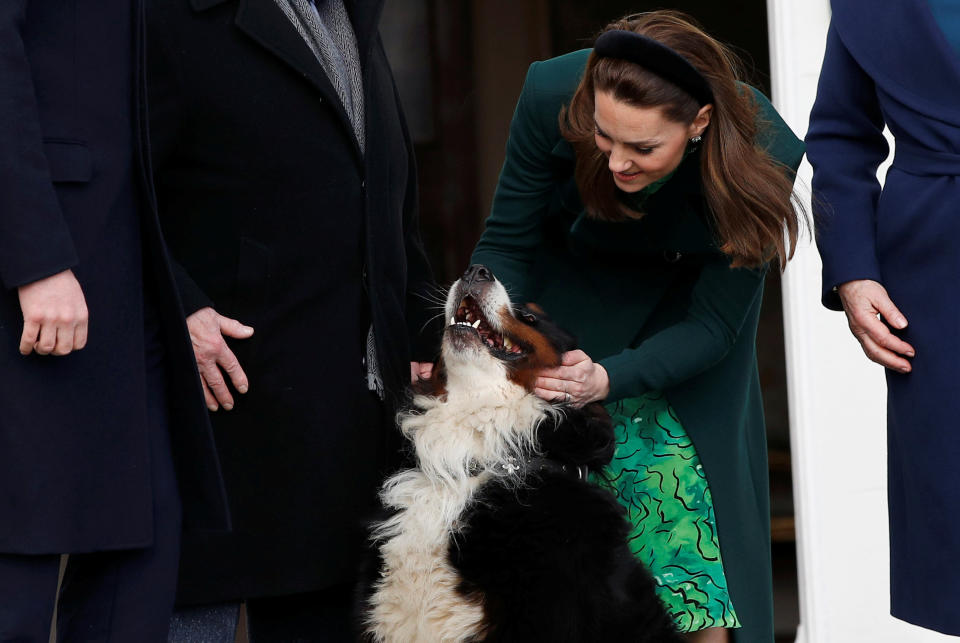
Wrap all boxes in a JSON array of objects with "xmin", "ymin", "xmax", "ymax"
[
  {"xmin": 0, "ymin": 0, "xmax": 227, "ymax": 639},
  {"xmin": 808, "ymin": 0, "xmax": 960, "ymax": 635}
]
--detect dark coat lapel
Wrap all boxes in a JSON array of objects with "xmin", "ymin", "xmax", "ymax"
[
  {"xmin": 203, "ymin": 0, "xmax": 364, "ymax": 162},
  {"xmin": 346, "ymin": 0, "xmax": 384, "ymax": 66}
]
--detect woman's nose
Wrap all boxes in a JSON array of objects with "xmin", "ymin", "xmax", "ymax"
[{"xmin": 607, "ymin": 147, "xmax": 632, "ymax": 172}]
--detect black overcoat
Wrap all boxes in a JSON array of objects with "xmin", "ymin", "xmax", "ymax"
[
  {"xmin": 0, "ymin": 0, "xmax": 228, "ymax": 554},
  {"xmin": 146, "ymin": 0, "xmax": 436, "ymax": 603}
]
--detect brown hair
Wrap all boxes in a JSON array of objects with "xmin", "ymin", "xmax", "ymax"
[{"xmin": 560, "ymin": 10, "xmax": 803, "ymax": 269}]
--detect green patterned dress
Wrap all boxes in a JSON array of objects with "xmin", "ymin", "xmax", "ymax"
[{"xmin": 593, "ymin": 393, "xmax": 741, "ymax": 633}]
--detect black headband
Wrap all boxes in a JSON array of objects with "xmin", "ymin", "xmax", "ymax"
[{"xmin": 593, "ymin": 30, "xmax": 714, "ymax": 107}]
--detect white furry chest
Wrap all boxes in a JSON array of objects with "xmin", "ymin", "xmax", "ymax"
[
  {"xmin": 365, "ymin": 388, "xmax": 554, "ymax": 642},
  {"xmin": 366, "ymin": 470, "xmax": 486, "ymax": 642}
]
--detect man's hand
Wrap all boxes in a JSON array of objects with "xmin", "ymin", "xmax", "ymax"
[
  {"xmin": 837, "ymin": 279, "xmax": 915, "ymax": 373},
  {"xmin": 17, "ymin": 269, "xmax": 89, "ymax": 356},
  {"xmin": 534, "ymin": 349, "xmax": 610, "ymax": 407},
  {"xmin": 411, "ymin": 361, "xmax": 433, "ymax": 383},
  {"xmin": 187, "ymin": 307, "xmax": 254, "ymax": 411}
]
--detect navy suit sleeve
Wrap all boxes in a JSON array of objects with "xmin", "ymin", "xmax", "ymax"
[
  {"xmin": 806, "ymin": 21, "xmax": 889, "ymax": 310},
  {"xmin": 0, "ymin": 0, "xmax": 79, "ymax": 290}
]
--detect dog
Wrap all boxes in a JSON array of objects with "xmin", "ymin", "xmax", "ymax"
[{"xmin": 359, "ymin": 264, "xmax": 683, "ymax": 642}]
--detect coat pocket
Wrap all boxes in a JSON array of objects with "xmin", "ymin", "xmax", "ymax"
[{"xmin": 43, "ymin": 139, "xmax": 93, "ymax": 183}]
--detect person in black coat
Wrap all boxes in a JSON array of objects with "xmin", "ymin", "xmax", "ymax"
[
  {"xmin": 147, "ymin": 0, "xmax": 437, "ymax": 640},
  {"xmin": 0, "ymin": 1, "xmax": 228, "ymax": 641}
]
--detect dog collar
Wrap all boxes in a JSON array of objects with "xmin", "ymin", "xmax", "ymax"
[{"xmin": 478, "ymin": 456, "xmax": 589, "ymax": 481}]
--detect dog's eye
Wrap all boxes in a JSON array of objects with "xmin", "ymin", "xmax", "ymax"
[{"xmin": 521, "ymin": 312, "xmax": 538, "ymax": 323}]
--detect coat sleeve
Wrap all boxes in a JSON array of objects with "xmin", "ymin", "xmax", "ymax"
[
  {"xmin": 806, "ymin": 21, "xmax": 889, "ymax": 310},
  {"xmin": 470, "ymin": 61, "xmax": 559, "ymax": 301},
  {"xmin": 600, "ymin": 259, "xmax": 766, "ymax": 402},
  {"xmin": 0, "ymin": 0, "xmax": 79, "ymax": 290}
]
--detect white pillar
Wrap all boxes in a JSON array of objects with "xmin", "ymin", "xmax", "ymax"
[{"xmin": 767, "ymin": 2, "xmax": 956, "ymax": 641}]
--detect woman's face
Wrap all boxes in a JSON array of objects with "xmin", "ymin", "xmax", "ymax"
[{"xmin": 593, "ymin": 90, "xmax": 711, "ymax": 193}]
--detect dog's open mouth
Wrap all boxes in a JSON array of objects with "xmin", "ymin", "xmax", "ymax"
[{"xmin": 449, "ymin": 295, "xmax": 525, "ymax": 358}]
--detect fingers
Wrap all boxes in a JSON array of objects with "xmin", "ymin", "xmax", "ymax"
[
  {"xmin": 18, "ymin": 319, "xmax": 40, "ymax": 355},
  {"xmin": 876, "ymin": 298, "xmax": 908, "ymax": 330},
  {"xmin": 847, "ymin": 308, "xmax": 913, "ymax": 372},
  {"xmin": 219, "ymin": 315, "xmax": 254, "ymax": 339},
  {"xmin": 199, "ymin": 359, "xmax": 234, "ymax": 411},
  {"xmin": 188, "ymin": 308, "xmax": 251, "ymax": 410},
  {"xmin": 25, "ymin": 318, "xmax": 87, "ymax": 356},
  {"xmin": 840, "ymin": 280, "xmax": 915, "ymax": 373},
  {"xmin": 74, "ymin": 318, "xmax": 88, "ymax": 351},
  {"xmin": 855, "ymin": 330, "xmax": 912, "ymax": 373},
  {"xmin": 536, "ymin": 376, "xmax": 571, "ymax": 394},
  {"xmin": 560, "ymin": 349, "xmax": 588, "ymax": 366},
  {"xmin": 52, "ymin": 325, "xmax": 76, "ymax": 356},
  {"xmin": 35, "ymin": 321, "xmax": 59, "ymax": 355},
  {"xmin": 16, "ymin": 270, "xmax": 89, "ymax": 356},
  {"xmin": 535, "ymin": 376, "xmax": 581, "ymax": 405},
  {"xmin": 541, "ymin": 363, "xmax": 590, "ymax": 384},
  {"xmin": 200, "ymin": 378, "xmax": 219, "ymax": 412},
  {"xmin": 219, "ymin": 346, "xmax": 249, "ymax": 395},
  {"xmin": 534, "ymin": 386, "xmax": 568, "ymax": 404}
]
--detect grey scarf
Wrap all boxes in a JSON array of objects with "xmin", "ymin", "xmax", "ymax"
[{"xmin": 275, "ymin": 0, "xmax": 365, "ymax": 151}]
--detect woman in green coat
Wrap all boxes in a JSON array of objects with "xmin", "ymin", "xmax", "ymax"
[{"xmin": 471, "ymin": 11, "xmax": 804, "ymax": 643}]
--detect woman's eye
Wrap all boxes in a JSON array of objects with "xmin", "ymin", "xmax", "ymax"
[
  {"xmin": 595, "ymin": 129, "xmax": 609, "ymax": 139},
  {"xmin": 634, "ymin": 146, "xmax": 654, "ymax": 155}
]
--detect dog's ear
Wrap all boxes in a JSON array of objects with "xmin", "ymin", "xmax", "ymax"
[
  {"xmin": 539, "ymin": 402, "xmax": 615, "ymax": 469},
  {"xmin": 516, "ymin": 303, "xmax": 578, "ymax": 354}
]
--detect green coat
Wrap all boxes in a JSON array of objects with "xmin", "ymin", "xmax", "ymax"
[{"xmin": 471, "ymin": 49, "xmax": 804, "ymax": 643}]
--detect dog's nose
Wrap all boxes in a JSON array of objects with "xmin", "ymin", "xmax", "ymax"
[{"xmin": 462, "ymin": 264, "xmax": 493, "ymax": 284}]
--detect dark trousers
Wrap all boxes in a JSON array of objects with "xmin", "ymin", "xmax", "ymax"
[
  {"xmin": 169, "ymin": 584, "xmax": 355, "ymax": 643},
  {"xmin": 0, "ymin": 362, "xmax": 182, "ymax": 643}
]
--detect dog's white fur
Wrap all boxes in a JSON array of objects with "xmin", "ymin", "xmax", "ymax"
[{"xmin": 364, "ymin": 278, "xmax": 559, "ymax": 643}]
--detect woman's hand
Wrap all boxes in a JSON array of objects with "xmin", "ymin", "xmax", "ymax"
[
  {"xmin": 534, "ymin": 349, "xmax": 610, "ymax": 407},
  {"xmin": 187, "ymin": 307, "xmax": 254, "ymax": 411}
]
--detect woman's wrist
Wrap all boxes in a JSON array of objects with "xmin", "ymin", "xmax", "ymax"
[{"xmin": 593, "ymin": 363, "xmax": 611, "ymax": 403}]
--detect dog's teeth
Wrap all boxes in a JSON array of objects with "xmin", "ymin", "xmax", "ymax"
[
  {"xmin": 472, "ymin": 319, "xmax": 481, "ymax": 328},
  {"xmin": 503, "ymin": 337, "xmax": 513, "ymax": 349},
  {"xmin": 450, "ymin": 316, "xmax": 456, "ymax": 326}
]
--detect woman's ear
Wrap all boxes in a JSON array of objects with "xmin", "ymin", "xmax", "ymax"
[{"xmin": 690, "ymin": 104, "xmax": 713, "ymax": 138}]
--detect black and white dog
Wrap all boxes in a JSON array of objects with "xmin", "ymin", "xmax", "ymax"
[{"xmin": 359, "ymin": 265, "xmax": 682, "ymax": 642}]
